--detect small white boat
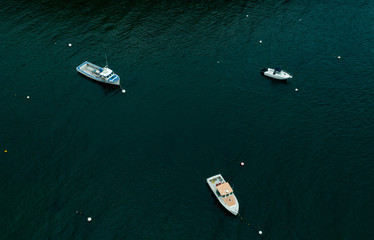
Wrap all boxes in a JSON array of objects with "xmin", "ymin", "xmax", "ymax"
[
  {"xmin": 76, "ymin": 61, "xmax": 120, "ymax": 85},
  {"xmin": 261, "ymin": 67, "xmax": 293, "ymax": 81},
  {"xmin": 206, "ymin": 174, "xmax": 239, "ymax": 215}
]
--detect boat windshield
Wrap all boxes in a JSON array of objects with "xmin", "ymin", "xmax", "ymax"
[
  {"xmin": 217, "ymin": 190, "xmax": 234, "ymax": 198},
  {"xmin": 223, "ymin": 192, "xmax": 233, "ymax": 197}
]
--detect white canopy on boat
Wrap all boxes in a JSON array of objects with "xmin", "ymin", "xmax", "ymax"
[{"xmin": 100, "ymin": 68, "xmax": 113, "ymax": 77}]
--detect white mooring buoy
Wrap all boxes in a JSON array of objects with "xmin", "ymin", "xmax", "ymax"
[{"xmin": 87, "ymin": 217, "xmax": 92, "ymax": 222}]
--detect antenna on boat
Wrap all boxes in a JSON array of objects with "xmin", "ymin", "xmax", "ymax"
[{"xmin": 105, "ymin": 53, "xmax": 108, "ymax": 68}]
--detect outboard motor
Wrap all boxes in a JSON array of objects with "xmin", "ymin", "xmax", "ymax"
[{"xmin": 260, "ymin": 68, "xmax": 267, "ymax": 75}]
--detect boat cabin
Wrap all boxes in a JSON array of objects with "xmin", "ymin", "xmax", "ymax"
[
  {"xmin": 99, "ymin": 68, "xmax": 114, "ymax": 79},
  {"xmin": 216, "ymin": 182, "xmax": 233, "ymax": 197},
  {"xmin": 216, "ymin": 182, "xmax": 236, "ymax": 206}
]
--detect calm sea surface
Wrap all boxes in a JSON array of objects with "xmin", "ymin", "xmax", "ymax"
[{"xmin": 1, "ymin": 1, "xmax": 374, "ymax": 239}]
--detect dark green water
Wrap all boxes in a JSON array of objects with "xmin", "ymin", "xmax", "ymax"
[{"xmin": 1, "ymin": 1, "xmax": 374, "ymax": 239}]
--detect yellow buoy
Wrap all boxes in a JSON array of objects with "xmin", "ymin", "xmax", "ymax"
[{"xmin": 4, "ymin": 150, "xmax": 7, "ymax": 153}]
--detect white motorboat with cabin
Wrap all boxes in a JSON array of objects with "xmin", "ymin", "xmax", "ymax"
[
  {"xmin": 206, "ymin": 174, "xmax": 239, "ymax": 215},
  {"xmin": 261, "ymin": 67, "xmax": 293, "ymax": 81},
  {"xmin": 76, "ymin": 61, "xmax": 120, "ymax": 85}
]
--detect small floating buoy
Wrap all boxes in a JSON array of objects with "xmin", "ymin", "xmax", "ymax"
[
  {"xmin": 68, "ymin": 43, "xmax": 72, "ymax": 47},
  {"xmin": 87, "ymin": 217, "xmax": 92, "ymax": 222},
  {"xmin": 299, "ymin": 19, "xmax": 302, "ymax": 21},
  {"xmin": 27, "ymin": 96, "xmax": 30, "ymax": 99},
  {"xmin": 240, "ymin": 162, "xmax": 244, "ymax": 166},
  {"xmin": 246, "ymin": 15, "xmax": 248, "ymax": 17},
  {"xmin": 122, "ymin": 89, "xmax": 126, "ymax": 93},
  {"xmin": 295, "ymin": 88, "xmax": 298, "ymax": 92},
  {"xmin": 4, "ymin": 150, "xmax": 7, "ymax": 153},
  {"xmin": 217, "ymin": 61, "xmax": 220, "ymax": 63},
  {"xmin": 337, "ymin": 56, "xmax": 341, "ymax": 59},
  {"xmin": 259, "ymin": 40, "xmax": 262, "ymax": 44},
  {"xmin": 259, "ymin": 231, "xmax": 263, "ymax": 235}
]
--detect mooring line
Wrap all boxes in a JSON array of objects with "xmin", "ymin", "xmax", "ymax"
[
  {"xmin": 76, "ymin": 210, "xmax": 93, "ymax": 222},
  {"xmin": 119, "ymin": 84, "xmax": 126, "ymax": 93},
  {"xmin": 238, "ymin": 213, "xmax": 263, "ymax": 235}
]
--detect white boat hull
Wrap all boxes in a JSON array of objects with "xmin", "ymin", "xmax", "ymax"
[
  {"xmin": 76, "ymin": 61, "xmax": 120, "ymax": 85},
  {"xmin": 207, "ymin": 174, "xmax": 239, "ymax": 215},
  {"xmin": 261, "ymin": 68, "xmax": 292, "ymax": 80}
]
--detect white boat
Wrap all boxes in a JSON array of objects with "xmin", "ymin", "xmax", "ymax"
[
  {"xmin": 206, "ymin": 174, "xmax": 239, "ymax": 215},
  {"xmin": 261, "ymin": 67, "xmax": 293, "ymax": 81},
  {"xmin": 76, "ymin": 61, "xmax": 120, "ymax": 85}
]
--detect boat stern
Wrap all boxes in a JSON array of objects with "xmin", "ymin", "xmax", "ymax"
[
  {"xmin": 260, "ymin": 68, "xmax": 268, "ymax": 75},
  {"xmin": 76, "ymin": 61, "xmax": 89, "ymax": 72}
]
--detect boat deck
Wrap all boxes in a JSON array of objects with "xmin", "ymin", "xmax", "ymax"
[
  {"xmin": 80, "ymin": 63, "xmax": 99, "ymax": 73},
  {"xmin": 222, "ymin": 194, "xmax": 236, "ymax": 206},
  {"xmin": 208, "ymin": 175, "xmax": 224, "ymax": 185}
]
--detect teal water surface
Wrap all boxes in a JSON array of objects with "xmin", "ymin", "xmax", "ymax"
[{"xmin": 1, "ymin": 1, "xmax": 374, "ymax": 239}]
